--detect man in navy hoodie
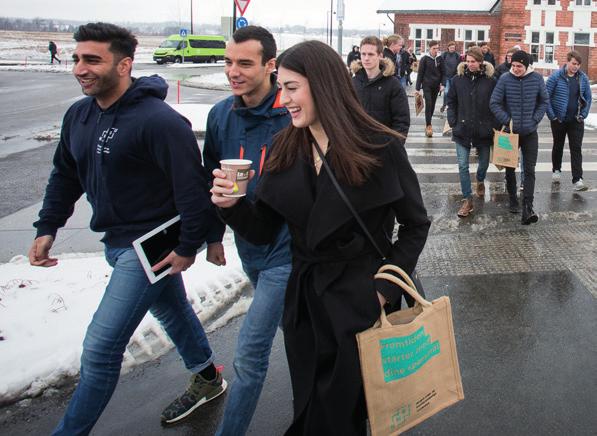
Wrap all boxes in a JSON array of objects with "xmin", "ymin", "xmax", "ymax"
[
  {"xmin": 29, "ymin": 23, "xmax": 225, "ymax": 434},
  {"xmin": 202, "ymin": 26, "xmax": 292, "ymax": 436}
]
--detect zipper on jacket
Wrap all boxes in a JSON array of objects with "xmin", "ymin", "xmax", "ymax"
[{"xmin": 259, "ymin": 145, "xmax": 266, "ymax": 176}]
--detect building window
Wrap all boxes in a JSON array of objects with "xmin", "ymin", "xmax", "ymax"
[
  {"xmin": 547, "ymin": 0, "xmax": 556, "ymax": 4},
  {"xmin": 574, "ymin": 33, "xmax": 590, "ymax": 45},
  {"xmin": 478, "ymin": 30, "xmax": 485, "ymax": 41},
  {"xmin": 544, "ymin": 32, "xmax": 555, "ymax": 63},
  {"xmin": 530, "ymin": 32, "xmax": 540, "ymax": 62},
  {"xmin": 533, "ymin": 0, "xmax": 541, "ymax": 4},
  {"xmin": 413, "ymin": 27, "xmax": 437, "ymax": 54},
  {"xmin": 575, "ymin": 0, "xmax": 591, "ymax": 5}
]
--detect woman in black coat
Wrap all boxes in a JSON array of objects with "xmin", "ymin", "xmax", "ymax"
[
  {"xmin": 446, "ymin": 46, "xmax": 499, "ymax": 218},
  {"xmin": 211, "ymin": 40, "xmax": 430, "ymax": 436},
  {"xmin": 351, "ymin": 36, "xmax": 410, "ymax": 135}
]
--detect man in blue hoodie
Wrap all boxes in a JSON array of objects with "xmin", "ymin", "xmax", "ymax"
[
  {"xmin": 546, "ymin": 50, "xmax": 592, "ymax": 191},
  {"xmin": 202, "ymin": 26, "xmax": 292, "ymax": 436},
  {"xmin": 29, "ymin": 23, "xmax": 225, "ymax": 435}
]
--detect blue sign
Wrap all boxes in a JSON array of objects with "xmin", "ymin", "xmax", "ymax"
[
  {"xmin": 179, "ymin": 28, "xmax": 188, "ymax": 38},
  {"xmin": 236, "ymin": 17, "xmax": 248, "ymax": 28}
]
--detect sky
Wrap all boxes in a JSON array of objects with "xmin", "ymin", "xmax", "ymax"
[{"xmin": 2, "ymin": 0, "xmax": 393, "ymax": 30}]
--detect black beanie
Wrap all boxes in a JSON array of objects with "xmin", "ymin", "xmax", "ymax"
[{"xmin": 511, "ymin": 50, "xmax": 530, "ymax": 69}]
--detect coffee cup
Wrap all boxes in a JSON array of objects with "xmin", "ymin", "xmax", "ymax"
[{"xmin": 220, "ymin": 159, "xmax": 252, "ymax": 197}]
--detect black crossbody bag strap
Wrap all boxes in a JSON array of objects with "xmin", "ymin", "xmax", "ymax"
[{"xmin": 312, "ymin": 138, "xmax": 387, "ymax": 261}]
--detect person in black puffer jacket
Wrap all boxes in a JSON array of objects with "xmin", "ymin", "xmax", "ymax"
[
  {"xmin": 446, "ymin": 47, "xmax": 499, "ymax": 218},
  {"xmin": 490, "ymin": 50, "xmax": 549, "ymax": 225},
  {"xmin": 415, "ymin": 40, "xmax": 446, "ymax": 137},
  {"xmin": 346, "ymin": 45, "xmax": 360, "ymax": 67},
  {"xmin": 352, "ymin": 35, "xmax": 410, "ymax": 135}
]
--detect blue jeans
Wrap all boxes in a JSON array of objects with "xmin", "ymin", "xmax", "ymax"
[
  {"xmin": 53, "ymin": 247, "xmax": 213, "ymax": 436},
  {"xmin": 456, "ymin": 143, "xmax": 490, "ymax": 198},
  {"xmin": 399, "ymin": 76, "xmax": 407, "ymax": 88},
  {"xmin": 216, "ymin": 263, "xmax": 291, "ymax": 436}
]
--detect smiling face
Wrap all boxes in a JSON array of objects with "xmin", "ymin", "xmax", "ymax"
[
  {"xmin": 224, "ymin": 39, "xmax": 276, "ymax": 107},
  {"xmin": 72, "ymin": 40, "xmax": 132, "ymax": 108},
  {"xmin": 277, "ymin": 66, "xmax": 318, "ymax": 130},
  {"xmin": 511, "ymin": 61, "xmax": 526, "ymax": 77}
]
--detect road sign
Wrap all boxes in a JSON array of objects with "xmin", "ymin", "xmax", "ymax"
[
  {"xmin": 179, "ymin": 28, "xmax": 188, "ymax": 38},
  {"xmin": 234, "ymin": 0, "xmax": 251, "ymax": 16},
  {"xmin": 236, "ymin": 17, "xmax": 249, "ymax": 28}
]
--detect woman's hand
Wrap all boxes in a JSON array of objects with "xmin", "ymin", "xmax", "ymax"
[{"xmin": 211, "ymin": 169, "xmax": 243, "ymax": 208}]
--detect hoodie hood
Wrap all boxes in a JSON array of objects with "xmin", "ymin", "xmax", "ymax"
[
  {"xmin": 80, "ymin": 74, "xmax": 168, "ymax": 122},
  {"xmin": 456, "ymin": 61, "xmax": 495, "ymax": 78},
  {"xmin": 351, "ymin": 57, "xmax": 395, "ymax": 77},
  {"xmin": 509, "ymin": 64, "xmax": 535, "ymax": 77}
]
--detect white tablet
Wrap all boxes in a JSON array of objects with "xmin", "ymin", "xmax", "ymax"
[{"xmin": 132, "ymin": 216, "xmax": 205, "ymax": 284}]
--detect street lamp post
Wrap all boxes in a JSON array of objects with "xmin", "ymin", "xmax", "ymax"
[{"xmin": 190, "ymin": 0, "xmax": 194, "ymax": 34}]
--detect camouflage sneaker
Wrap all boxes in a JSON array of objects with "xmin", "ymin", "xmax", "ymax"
[{"xmin": 160, "ymin": 371, "xmax": 227, "ymax": 424}]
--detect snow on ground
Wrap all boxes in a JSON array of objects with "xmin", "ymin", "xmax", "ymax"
[
  {"xmin": 585, "ymin": 114, "xmax": 597, "ymax": 129},
  {"xmin": 169, "ymin": 103, "xmax": 214, "ymax": 131},
  {"xmin": 0, "ymin": 231, "xmax": 250, "ymax": 405},
  {"xmin": 184, "ymin": 72, "xmax": 229, "ymax": 90}
]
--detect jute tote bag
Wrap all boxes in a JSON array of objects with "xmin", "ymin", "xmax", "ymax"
[{"xmin": 356, "ymin": 265, "xmax": 464, "ymax": 435}]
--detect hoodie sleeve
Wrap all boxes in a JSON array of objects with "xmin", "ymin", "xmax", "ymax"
[
  {"xmin": 202, "ymin": 106, "xmax": 221, "ymax": 177},
  {"xmin": 490, "ymin": 76, "xmax": 511, "ymax": 127},
  {"xmin": 415, "ymin": 57, "xmax": 426, "ymax": 91},
  {"xmin": 144, "ymin": 109, "xmax": 224, "ymax": 256},
  {"xmin": 33, "ymin": 107, "xmax": 84, "ymax": 238}
]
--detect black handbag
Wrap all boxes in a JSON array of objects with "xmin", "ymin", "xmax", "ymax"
[{"xmin": 312, "ymin": 138, "xmax": 425, "ymax": 308}]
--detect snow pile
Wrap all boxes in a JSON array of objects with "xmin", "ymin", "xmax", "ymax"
[
  {"xmin": 169, "ymin": 103, "xmax": 214, "ymax": 132},
  {"xmin": 0, "ymin": 232, "xmax": 249, "ymax": 405},
  {"xmin": 585, "ymin": 114, "xmax": 597, "ymax": 130},
  {"xmin": 184, "ymin": 72, "xmax": 230, "ymax": 90}
]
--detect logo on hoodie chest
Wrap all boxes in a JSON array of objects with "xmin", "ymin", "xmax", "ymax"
[{"xmin": 96, "ymin": 128, "xmax": 119, "ymax": 155}]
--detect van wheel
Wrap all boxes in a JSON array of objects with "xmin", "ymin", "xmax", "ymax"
[
  {"xmin": 175, "ymin": 56, "xmax": 182, "ymax": 64},
  {"xmin": 209, "ymin": 56, "xmax": 216, "ymax": 64}
]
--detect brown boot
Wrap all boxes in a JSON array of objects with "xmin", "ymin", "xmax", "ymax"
[
  {"xmin": 476, "ymin": 181, "xmax": 485, "ymax": 197},
  {"xmin": 457, "ymin": 198, "xmax": 474, "ymax": 218},
  {"xmin": 425, "ymin": 125, "xmax": 433, "ymax": 137}
]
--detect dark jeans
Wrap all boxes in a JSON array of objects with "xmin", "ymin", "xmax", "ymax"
[
  {"xmin": 506, "ymin": 131, "xmax": 538, "ymax": 204},
  {"xmin": 551, "ymin": 119, "xmax": 584, "ymax": 183},
  {"xmin": 50, "ymin": 53, "xmax": 60, "ymax": 63},
  {"xmin": 423, "ymin": 85, "xmax": 440, "ymax": 126}
]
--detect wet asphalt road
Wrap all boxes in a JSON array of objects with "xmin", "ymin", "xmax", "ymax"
[{"xmin": 1, "ymin": 69, "xmax": 596, "ymax": 435}]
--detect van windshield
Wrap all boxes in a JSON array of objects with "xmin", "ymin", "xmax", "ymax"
[{"xmin": 159, "ymin": 40, "xmax": 181, "ymax": 48}]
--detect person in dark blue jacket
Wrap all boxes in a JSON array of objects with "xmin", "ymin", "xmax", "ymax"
[
  {"xmin": 440, "ymin": 41, "xmax": 461, "ymax": 112},
  {"xmin": 29, "ymin": 23, "xmax": 225, "ymax": 435},
  {"xmin": 202, "ymin": 26, "xmax": 292, "ymax": 436},
  {"xmin": 490, "ymin": 50, "xmax": 549, "ymax": 225},
  {"xmin": 546, "ymin": 50, "xmax": 592, "ymax": 191}
]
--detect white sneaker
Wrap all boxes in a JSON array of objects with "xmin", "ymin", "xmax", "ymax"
[
  {"xmin": 552, "ymin": 170, "xmax": 561, "ymax": 184},
  {"xmin": 573, "ymin": 178, "xmax": 588, "ymax": 192}
]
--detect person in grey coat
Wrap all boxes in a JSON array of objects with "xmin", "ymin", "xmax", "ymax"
[{"xmin": 490, "ymin": 50, "xmax": 549, "ymax": 225}]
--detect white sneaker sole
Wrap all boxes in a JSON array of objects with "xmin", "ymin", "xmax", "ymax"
[{"xmin": 162, "ymin": 379, "xmax": 228, "ymax": 424}]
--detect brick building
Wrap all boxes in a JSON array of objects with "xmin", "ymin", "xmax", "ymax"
[{"xmin": 377, "ymin": 0, "xmax": 597, "ymax": 80}]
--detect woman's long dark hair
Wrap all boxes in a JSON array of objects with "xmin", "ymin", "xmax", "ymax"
[{"xmin": 266, "ymin": 40, "xmax": 404, "ymax": 186}]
